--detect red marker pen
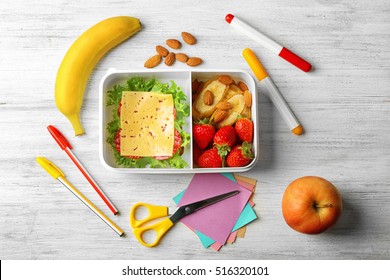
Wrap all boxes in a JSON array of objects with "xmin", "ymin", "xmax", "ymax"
[
  {"xmin": 47, "ymin": 125, "xmax": 119, "ymax": 215},
  {"xmin": 225, "ymin": 14, "xmax": 311, "ymax": 72}
]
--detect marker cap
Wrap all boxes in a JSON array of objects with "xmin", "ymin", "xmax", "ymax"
[
  {"xmin": 47, "ymin": 125, "xmax": 72, "ymax": 150},
  {"xmin": 242, "ymin": 48, "xmax": 268, "ymax": 81},
  {"xmin": 36, "ymin": 157, "xmax": 65, "ymax": 180},
  {"xmin": 225, "ymin": 14, "xmax": 234, "ymax": 24},
  {"xmin": 279, "ymin": 47, "xmax": 312, "ymax": 72}
]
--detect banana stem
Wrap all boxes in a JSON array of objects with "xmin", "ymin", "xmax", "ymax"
[{"xmin": 67, "ymin": 113, "xmax": 85, "ymax": 136}]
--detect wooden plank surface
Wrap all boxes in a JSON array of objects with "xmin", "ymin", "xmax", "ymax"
[{"xmin": 0, "ymin": 0, "xmax": 389, "ymax": 259}]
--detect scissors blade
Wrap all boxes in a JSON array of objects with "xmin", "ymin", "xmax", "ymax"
[{"xmin": 169, "ymin": 190, "xmax": 240, "ymax": 224}]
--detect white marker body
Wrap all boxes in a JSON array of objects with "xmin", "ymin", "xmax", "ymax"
[
  {"xmin": 230, "ymin": 17, "xmax": 283, "ymax": 55},
  {"xmin": 262, "ymin": 77, "xmax": 300, "ymax": 130}
]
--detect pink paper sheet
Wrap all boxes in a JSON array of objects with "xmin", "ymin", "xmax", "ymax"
[
  {"xmin": 227, "ymin": 230, "xmax": 238, "ymax": 244},
  {"xmin": 235, "ymin": 179, "xmax": 256, "ymax": 192},
  {"xmin": 211, "ymin": 242, "xmax": 223, "ymax": 251},
  {"xmin": 178, "ymin": 173, "xmax": 252, "ymax": 245}
]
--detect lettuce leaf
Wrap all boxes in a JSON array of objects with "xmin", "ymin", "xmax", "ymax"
[{"xmin": 106, "ymin": 77, "xmax": 190, "ymax": 168}]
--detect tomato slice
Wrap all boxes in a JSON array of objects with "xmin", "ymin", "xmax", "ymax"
[
  {"xmin": 117, "ymin": 102, "xmax": 122, "ymax": 116},
  {"xmin": 114, "ymin": 128, "xmax": 182, "ymax": 160},
  {"xmin": 114, "ymin": 129, "xmax": 142, "ymax": 159},
  {"xmin": 153, "ymin": 129, "xmax": 182, "ymax": 160}
]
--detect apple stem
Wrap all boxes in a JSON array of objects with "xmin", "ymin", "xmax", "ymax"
[{"xmin": 314, "ymin": 203, "xmax": 333, "ymax": 208}]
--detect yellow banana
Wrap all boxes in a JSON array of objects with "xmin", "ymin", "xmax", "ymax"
[{"xmin": 55, "ymin": 16, "xmax": 141, "ymax": 135}]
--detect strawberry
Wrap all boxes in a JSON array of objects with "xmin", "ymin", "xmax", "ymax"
[
  {"xmin": 213, "ymin": 125, "xmax": 236, "ymax": 158},
  {"xmin": 193, "ymin": 118, "xmax": 215, "ymax": 149},
  {"xmin": 226, "ymin": 142, "xmax": 254, "ymax": 167},
  {"xmin": 235, "ymin": 117, "xmax": 253, "ymax": 142},
  {"xmin": 197, "ymin": 148, "xmax": 222, "ymax": 168},
  {"xmin": 192, "ymin": 142, "xmax": 203, "ymax": 165}
]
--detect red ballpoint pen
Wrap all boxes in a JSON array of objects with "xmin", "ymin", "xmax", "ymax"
[{"xmin": 47, "ymin": 125, "xmax": 118, "ymax": 215}]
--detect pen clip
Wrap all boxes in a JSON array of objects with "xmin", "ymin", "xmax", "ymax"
[
  {"xmin": 36, "ymin": 157, "xmax": 65, "ymax": 180},
  {"xmin": 47, "ymin": 125, "xmax": 72, "ymax": 150}
]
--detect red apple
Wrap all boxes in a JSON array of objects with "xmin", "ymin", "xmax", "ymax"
[{"xmin": 282, "ymin": 176, "xmax": 342, "ymax": 234}]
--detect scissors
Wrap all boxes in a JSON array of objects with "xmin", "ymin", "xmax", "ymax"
[{"xmin": 130, "ymin": 190, "xmax": 239, "ymax": 247}]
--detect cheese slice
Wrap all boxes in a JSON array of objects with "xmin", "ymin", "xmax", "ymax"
[{"xmin": 120, "ymin": 91, "xmax": 174, "ymax": 157}]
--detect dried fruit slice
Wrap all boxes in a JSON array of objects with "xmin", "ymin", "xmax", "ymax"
[
  {"xmin": 192, "ymin": 79, "xmax": 199, "ymax": 93},
  {"xmin": 225, "ymin": 83, "xmax": 243, "ymax": 100},
  {"xmin": 192, "ymin": 79, "xmax": 228, "ymax": 119},
  {"xmin": 195, "ymin": 81, "xmax": 204, "ymax": 95},
  {"xmin": 241, "ymin": 106, "xmax": 252, "ymax": 119}
]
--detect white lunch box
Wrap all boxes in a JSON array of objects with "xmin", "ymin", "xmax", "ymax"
[{"xmin": 99, "ymin": 69, "xmax": 258, "ymax": 173}]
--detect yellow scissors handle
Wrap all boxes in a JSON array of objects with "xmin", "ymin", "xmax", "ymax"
[
  {"xmin": 133, "ymin": 217, "xmax": 174, "ymax": 247},
  {"xmin": 130, "ymin": 202, "xmax": 169, "ymax": 228},
  {"xmin": 130, "ymin": 202, "xmax": 174, "ymax": 247}
]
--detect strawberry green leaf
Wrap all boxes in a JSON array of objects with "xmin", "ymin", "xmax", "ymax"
[
  {"xmin": 216, "ymin": 145, "xmax": 231, "ymax": 159},
  {"xmin": 240, "ymin": 142, "xmax": 254, "ymax": 159}
]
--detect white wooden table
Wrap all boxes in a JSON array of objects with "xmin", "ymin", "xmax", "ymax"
[{"xmin": 1, "ymin": 0, "xmax": 389, "ymax": 260}]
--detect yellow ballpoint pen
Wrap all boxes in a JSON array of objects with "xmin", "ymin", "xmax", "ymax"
[
  {"xmin": 242, "ymin": 48, "xmax": 304, "ymax": 135},
  {"xmin": 36, "ymin": 157, "xmax": 124, "ymax": 237}
]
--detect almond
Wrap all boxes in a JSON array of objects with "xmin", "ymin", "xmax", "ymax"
[
  {"xmin": 176, "ymin": 53, "xmax": 189, "ymax": 63},
  {"xmin": 203, "ymin": 90, "xmax": 214, "ymax": 105},
  {"xmin": 181, "ymin": 32, "xmax": 196, "ymax": 45},
  {"xmin": 213, "ymin": 110, "xmax": 228, "ymax": 123},
  {"xmin": 187, "ymin": 57, "xmax": 203, "ymax": 67},
  {"xmin": 156, "ymin": 45, "xmax": 169, "ymax": 57},
  {"xmin": 164, "ymin": 52, "xmax": 175, "ymax": 66},
  {"xmin": 166, "ymin": 39, "xmax": 181, "ymax": 49},
  {"xmin": 244, "ymin": 90, "xmax": 252, "ymax": 107},
  {"xmin": 144, "ymin": 54, "xmax": 161, "ymax": 68},
  {"xmin": 238, "ymin": 81, "xmax": 248, "ymax": 92},
  {"xmin": 218, "ymin": 75, "xmax": 234, "ymax": 85},
  {"xmin": 216, "ymin": 101, "xmax": 233, "ymax": 110}
]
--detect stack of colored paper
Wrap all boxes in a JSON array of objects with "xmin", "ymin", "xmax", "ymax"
[{"xmin": 173, "ymin": 173, "xmax": 257, "ymax": 251}]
